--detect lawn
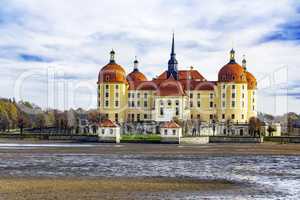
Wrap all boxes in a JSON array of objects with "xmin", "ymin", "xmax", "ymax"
[{"xmin": 121, "ymin": 134, "xmax": 161, "ymax": 143}]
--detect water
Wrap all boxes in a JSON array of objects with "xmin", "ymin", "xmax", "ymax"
[{"xmin": 0, "ymin": 145, "xmax": 299, "ymax": 199}]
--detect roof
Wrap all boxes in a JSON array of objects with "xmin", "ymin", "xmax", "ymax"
[
  {"xmin": 246, "ymin": 71, "xmax": 257, "ymax": 90},
  {"xmin": 157, "ymin": 75, "xmax": 185, "ymax": 96},
  {"xmin": 162, "ymin": 121, "xmax": 181, "ymax": 128},
  {"xmin": 99, "ymin": 119, "xmax": 118, "ymax": 128},
  {"xmin": 157, "ymin": 70, "xmax": 205, "ymax": 81},
  {"xmin": 218, "ymin": 62, "xmax": 247, "ymax": 83},
  {"xmin": 127, "ymin": 69, "xmax": 148, "ymax": 82},
  {"xmin": 98, "ymin": 63, "xmax": 127, "ymax": 84}
]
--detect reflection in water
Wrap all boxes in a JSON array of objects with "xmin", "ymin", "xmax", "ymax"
[{"xmin": 0, "ymin": 153, "xmax": 299, "ymax": 199}]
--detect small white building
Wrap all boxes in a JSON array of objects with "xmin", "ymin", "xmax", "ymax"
[
  {"xmin": 160, "ymin": 121, "xmax": 182, "ymax": 143},
  {"xmin": 98, "ymin": 119, "xmax": 120, "ymax": 143}
]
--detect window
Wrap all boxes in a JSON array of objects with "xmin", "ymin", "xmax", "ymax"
[
  {"xmin": 175, "ymin": 100, "xmax": 179, "ymax": 106},
  {"xmin": 128, "ymin": 93, "xmax": 131, "ymax": 98},
  {"xmin": 128, "ymin": 102, "xmax": 131, "ymax": 107},
  {"xmin": 176, "ymin": 107, "xmax": 179, "ymax": 116},
  {"xmin": 210, "ymin": 93, "xmax": 214, "ymax": 99},
  {"xmin": 144, "ymin": 93, "xmax": 148, "ymax": 98},
  {"xmin": 242, "ymin": 114, "xmax": 244, "ymax": 119},
  {"xmin": 137, "ymin": 93, "xmax": 140, "ymax": 98},
  {"xmin": 190, "ymin": 101, "xmax": 193, "ymax": 108},
  {"xmin": 231, "ymin": 114, "xmax": 235, "ymax": 119},
  {"xmin": 115, "ymin": 113, "xmax": 118, "ymax": 122},
  {"xmin": 144, "ymin": 101, "xmax": 148, "ymax": 107},
  {"xmin": 190, "ymin": 93, "xmax": 193, "ymax": 98},
  {"xmin": 168, "ymin": 100, "xmax": 172, "ymax": 106},
  {"xmin": 222, "ymin": 114, "xmax": 225, "ymax": 119},
  {"xmin": 242, "ymin": 101, "xmax": 245, "ymax": 107},
  {"xmin": 253, "ymin": 98, "xmax": 255, "ymax": 103},
  {"xmin": 172, "ymin": 129, "xmax": 176, "ymax": 135},
  {"xmin": 232, "ymin": 101, "xmax": 235, "ymax": 108},
  {"xmin": 144, "ymin": 114, "xmax": 147, "ymax": 119},
  {"xmin": 137, "ymin": 101, "xmax": 140, "ymax": 107},
  {"xmin": 191, "ymin": 114, "xmax": 193, "ymax": 119},
  {"xmin": 137, "ymin": 114, "xmax": 140, "ymax": 122},
  {"xmin": 160, "ymin": 100, "xmax": 164, "ymax": 106},
  {"xmin": 105, "ymin": 92, "xmax": 109, "ymax": 98},
  {"xmin": 197, "ymin": 101, "xmax": 201, "ymax": 108},
  {"xmin": 115, "ymin": 93, "xmax": 119, "ymax": 98},
  {"xmin": 160, "ymin": 108, "xmax": 164, "ymax": 116},
  {"xmin": 164, "ymin": 129, "xmax": 167, "ymax": 135},
  {"xmin": 197, "ymin": 114, "xmax": 200, "ymax": 119},
  {"xmin": 131, "ymin": 101, "xmax": 135, "ymax": 107},
  {"xmin": 210, "ymin": 102, "xmax": 213, "ymax": 108},
  {"xmin": 232, "ymin": 93, "xmax": 236, "ymax": 98},
  {"xmin": 105, "ymin": 85, "xmax": 109, "ymax": 90},
  {"xmin": 132, "ymin": 93, "xmax": 135, "ymax": 98},
  {"xmin": 115, "ymin": 85, "xmax": 119, "ymax": 90},
  {"xmin": 197, "ymin": 93, "xmax": 201, "ymax": 99},
  {"xmin": 210, "ymin": 114, "xmax": 213, "ymax": 120},
  {"xmin": 101, "ymin": 129, "xmax": 105, "ymax": 135},
  {"xmin": 222, "ymin": 93, "xmax": 225, "ymax": 98},
  {"xmin": 232, "ymin": 85, "xmax": 235, "ymax": 89},
  {"xmin": 242, "ymin": 85, "xmax": 245, "ymax": 90},
  {"xmin": 242, "ymin": 93, "xmax": 245, "ymax": 98},
  {"xmin": 105, "ymin": 75, "xmax": 110, "ymax": 81},
  {"xmin": 131, "ymin": 114, "xmax": 135, "ymax": 121},
  {"xmin": 110, "ymin": 129, "xmax": 113, "ymax": 135},
  {"xmin": 222, "ymin": 101, "xmax": 225, "ymax": 108},
  {"xmin": 115, "ymin": 101, "xmax": 119, "ymax": 107},
  {"xmin": 223, "ymin": 85, "xmax": 226, "ymax": 89},
  {"xmin": 105, "ymin": 101, "xmax": 109, "ymax": 107}
]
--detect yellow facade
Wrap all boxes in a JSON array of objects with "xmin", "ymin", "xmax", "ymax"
[{"xmin": 97, "ymin": 47, "xmax": 257, "ymax": 124}]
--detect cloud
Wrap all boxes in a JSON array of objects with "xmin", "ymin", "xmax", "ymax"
[{"xmin": 0, "ymin": 0, "xmax": 300, "ymax": 114}]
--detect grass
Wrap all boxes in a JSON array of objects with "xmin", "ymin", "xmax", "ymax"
[{"xmin": 121, "ymin": 134, "xmax": 161, "ymax": 143}]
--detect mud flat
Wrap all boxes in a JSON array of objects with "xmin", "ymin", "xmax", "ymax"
[{"xmin": 0, "ymin": 177, "xmax": 240, "ymax": 200}]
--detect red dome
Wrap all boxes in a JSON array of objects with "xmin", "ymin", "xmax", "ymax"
[
  {"xmin": 158, "ymin": 75, "xmax": 185, "ymax": 96},
  {"xmin": 218, "ymin": 62, "xmax": 247, "ymax": 83},
  {"xmin": 127, "ymin": 69, "xmax": 147, "ymax": 82},
  {"xmin": 98, "ymin": 63, "xmax": 127, "ymax": 84},
  {"xmin": 246, "ymin": 71, "xmax": 257, "ymax": 90}
]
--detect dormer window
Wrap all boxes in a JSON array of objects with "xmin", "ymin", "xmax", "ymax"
[{"xmin": 105, "ymin": 75, "xmax": 110, "ymax": 81}]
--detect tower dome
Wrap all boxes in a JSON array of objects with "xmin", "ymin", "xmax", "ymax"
[
  {"xmin": 98, "ymin": 50, "xmax": 127, "ymax": 84},
  {"xmin": 218, "ymin": 49, "xmax": 247, "ymax": 83},
  {"xmin": 126, "ymin": 57, "xmax": 148, "ymax": 82}
]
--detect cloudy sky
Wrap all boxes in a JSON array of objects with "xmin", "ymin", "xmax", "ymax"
[{"xmin": 0, "ymin": 0, "xmax": 300, "ymax": 115}]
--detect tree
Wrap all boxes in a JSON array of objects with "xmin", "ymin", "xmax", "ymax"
[
  {"xmin": 249, "ymin": 117, "xmax": 261, "ymax": 137},
  {"xmin": 36, "ymin": 113, "xmax": 46, "ymax": 133},
  {"xmin": 267, "ymin": 125, "xmax": 276, "ymax": 137}
]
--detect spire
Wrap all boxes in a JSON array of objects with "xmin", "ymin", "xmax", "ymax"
[
  {"xmin": 229, "ymin": 48, "xmax": 236, "ymax": 63},
  {"xmin": 110, "ymin": 49, "xmax": 115, "ymax": 63},
  {"xmin": 171, "ymin": 32, "xmax": 175, "ymax": 56},
  {"xmin": 167, "ymin": 32, "xmax": 178, "ymax": 80},
  {"xmin": 133, "ymin": 56, "xmax": 139, "ymax": 71},
  {"xmin": 242, "ymin": 55, "xmax": 247, "ymax": 70}
]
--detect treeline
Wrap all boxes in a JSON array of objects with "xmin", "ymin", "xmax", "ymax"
[{"xmin": 0, "ymin": 98, "xmax": 100, "ymax": 134}]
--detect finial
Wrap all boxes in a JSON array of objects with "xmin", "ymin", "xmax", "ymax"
[
  {"xmin": 110, "ymin": 49, "xmax": 115, "ymax": 63},
  {"xmin": 134, "ymin": 56, "xmax": 139, "ymax": 70},
  {"xmin": 242, "ymin": 55, "xmax": 247, "ymax": 70},
  {"xmin": 230, "ymin": 48, "xmax": 235, "ymax": 62}
]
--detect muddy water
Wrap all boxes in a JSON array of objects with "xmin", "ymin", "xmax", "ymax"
[{"xmin": 0, "ymin": 144, "xmax": 299, "ymax": 199}]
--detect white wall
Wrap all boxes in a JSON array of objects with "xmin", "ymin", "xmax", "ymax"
[{"xmin": 160, "ymin": 128, "xmax": 182, "ymax": 138}]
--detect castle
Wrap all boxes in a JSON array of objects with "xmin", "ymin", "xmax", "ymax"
[{"xmin": 97, "ymin": 34, "xmax": 257, "ymax": 135}]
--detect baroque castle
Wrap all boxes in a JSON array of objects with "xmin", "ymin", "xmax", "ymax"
[{"xmin": 97, "ymin": 34, "xmax": 257, "ymax": 129}]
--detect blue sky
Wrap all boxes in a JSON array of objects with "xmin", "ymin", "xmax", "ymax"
[{"xmin": 0, "ymin": 0, "xmax": 300, "ymax": 115}]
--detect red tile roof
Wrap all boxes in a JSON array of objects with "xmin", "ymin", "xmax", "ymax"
[
  {"xmin": 157, "ymin": 75, "xmax": 185, "ymax": 96},
  {"xmin": 157, "ymin": 70, "xmax": 205, "ymax": 81},
  {"xmin": 99, "ymin": 119, "xmax": 118, "ymax": 128},
  {"xmin": 162, "ymin": 121, "xmax": 181, "ymax": 128}
]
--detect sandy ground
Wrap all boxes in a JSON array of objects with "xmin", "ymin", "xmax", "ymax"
[{"xmin": 0, "ymin": 177, "xmax": 239, "ymax": 200}]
